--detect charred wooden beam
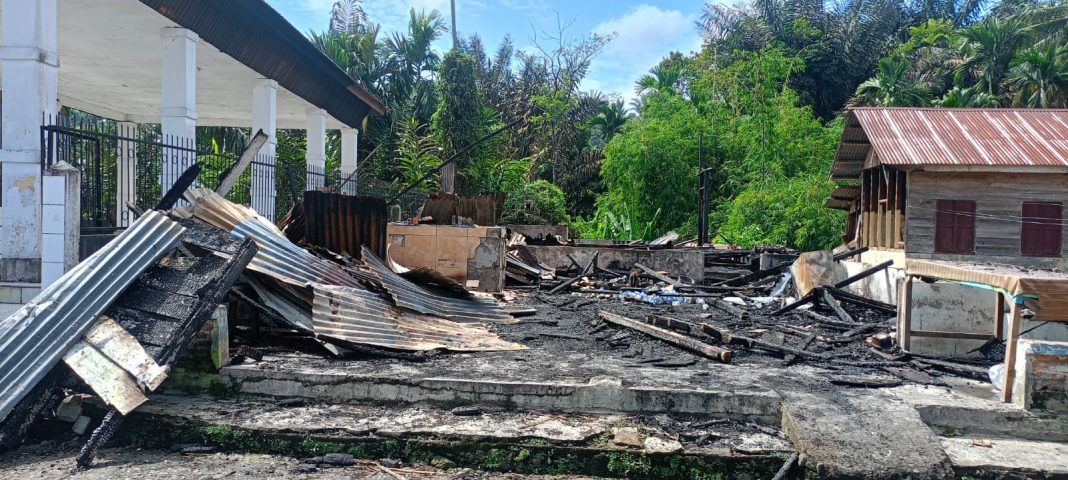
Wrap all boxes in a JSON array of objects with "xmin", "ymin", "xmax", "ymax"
[
  {"xmin": 76, "ymin": 236, "xmax": 259, "ymax": 468},
  {"xmin": 634, "ymin": 262, "xmax": 684, "ymax": 288},
  {"xmin": 598, "ymin": 311, "xmax": 732, "ymax": 363},
  {"xmin": 155, "ymin": 163, "xmax": 202, "ymax": 210},
  {"xmin": 550, "ymin": 253, "xmax": 597, "ymax": 294},
  {"xmin": 821, "ymin": 288, "xmax": 855, "ymax": 324},
  {"xmin": 833, "ymin": 260, "xmax": 893, "ymax": 289},
  {"xmin": 772, "ymin": 289, "xmax": 818, "ymax": 316},
  {"xmin": 824, "ymin": 287, "xmax": 896, "ymax": 315},
  {"xmin": 832, "ymin": 246, "xmax": 868, "ymax": 262},
  {"xmin": 215, "ymin": 130, "xmax": 270, "ymax": 196},
  {"xmin": 711, "ymin": 299, "xmax": 749, "ymax": 319},
  {"xmin": 698, "ymin": 323, "xmax": 830, "ymax": 361}
]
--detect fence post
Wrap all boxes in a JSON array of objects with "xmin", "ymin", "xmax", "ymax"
[
  {"xmin": 41, "ymin": 161, "xmax": 80, "ymax": 287},
  {"xmin": 116, "ymin": 122, "xmax": 137, "ymax": 227}
]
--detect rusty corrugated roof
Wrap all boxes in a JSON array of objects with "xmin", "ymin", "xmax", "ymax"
[{"xmin": 845, "ymin": 108, "xmax": 1068, "ymax": 171}]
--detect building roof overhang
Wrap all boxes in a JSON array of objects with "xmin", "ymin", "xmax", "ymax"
[
  {"xmin": 0, "ymin": 0, "xmax": 385, "ymax": 129},
  {"xmin": 829, "ymin": 107, "xmax": 1068, "ymax": 181}
]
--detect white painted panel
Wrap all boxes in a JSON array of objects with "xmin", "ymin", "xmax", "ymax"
[{"xmin": 41, "ymin": 176, "xmax": 65, "ymax": 205}]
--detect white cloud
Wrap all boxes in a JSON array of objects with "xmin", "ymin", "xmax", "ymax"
[{"xmin": 584, "ymin": 4, "xmax": 703, "ymax": 102}]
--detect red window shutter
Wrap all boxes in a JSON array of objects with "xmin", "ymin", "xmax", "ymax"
[
  {"xmin": 935, "ymin": 200, "xmax": 975, "ymax": 254},
  {"xmin": 1022, "ymin": 202, "xmax": 1062, "ymax": 257}
]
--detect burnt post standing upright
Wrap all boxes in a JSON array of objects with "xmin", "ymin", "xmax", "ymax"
[{"xmin": 697, "ymin": 131, "xmax": 710, "ymax": 246}]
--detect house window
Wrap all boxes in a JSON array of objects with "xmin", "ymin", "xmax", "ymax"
[
  {"xmin": 1021, "ymin": 202, "xmax": 1062, "ymax": 257},
  {"xmin": 934, "ymin": 200, "xmax": 975, "ymax": 254}
]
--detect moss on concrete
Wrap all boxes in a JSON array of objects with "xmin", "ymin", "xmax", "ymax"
[{"xmin": 116, "ymin": 415, "xmax": 780, "ymax": 479}]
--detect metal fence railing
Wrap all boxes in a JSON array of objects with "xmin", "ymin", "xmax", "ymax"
[{"xmin": 42, "ymin": 115, "xmax": 431, "ymax": 231}]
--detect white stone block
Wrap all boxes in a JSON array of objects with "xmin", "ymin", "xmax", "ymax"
[
  {"xmin": 41, "ymin": 262, "xmax": 63, "ymax": 287},
  {"xmin": 42, "ymin": 204, "xmax": 64, "ymax": 234},
  {"xmin": 42, "ymin": 176, "xmax": 65, "ymax": 205},
  {"xmin": 41, "ymin": 232, "xmax": 64, "ymax": 263}
]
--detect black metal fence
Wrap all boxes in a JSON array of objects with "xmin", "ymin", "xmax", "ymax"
[{"xmin": 41, "ymin": 116, "xmax": 430, "ymax": 233}]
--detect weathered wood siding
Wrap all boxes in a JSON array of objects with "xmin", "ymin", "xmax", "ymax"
[{"xmin": 906, "ymin": 172, "xmax": 1068, "ymax": 267}]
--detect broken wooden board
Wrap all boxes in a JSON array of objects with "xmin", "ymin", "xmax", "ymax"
[
  {"xmin": 80, "ymin": 316, "xmax": 168, "ymax": 391},
  {"xmin": 63, "ymin": 342, "xmax": 147, "ymax": 415}
]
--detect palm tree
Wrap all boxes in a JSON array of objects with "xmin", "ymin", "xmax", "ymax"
[
  {"xmin": 854, "ymin": 57, "xmax": 933, "ymax": 106},
  {"xmin": 935, "ymin": 86, "xmax": 1002, "ymax": 107},
  {"xmin": 1006, "ymin": 44, "xmax": 1068, "ymax": 108},
  {"xmin": 956, "ymin": 17, "xmax": 1032, "ymax": 97},
  {"xmin": 384, "ymin": 9, "xmax": 448, "ymax": 123},
  {"xmin": 635, "ymin": 64, "xmax": 683, "ymax": 98},
  {"xmin": 1010, "ymin": 0, "xmax": 1068, "ymax": 46},
  {"xmin": 588, "ymin": 100, "xmax": 630, "ymax": 147}
]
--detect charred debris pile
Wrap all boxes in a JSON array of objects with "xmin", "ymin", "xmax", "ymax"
[
  {"xmin": 515, "ymin": 242, "xmax": 995, "ymax": 387},
  {"xmin": 0, "ymin": 185, "xmax": 526, "ymax": 467}
]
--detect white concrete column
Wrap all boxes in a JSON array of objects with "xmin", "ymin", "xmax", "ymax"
[
  {"xmin": 0, "ymin": 0, "xmax": 59, "ymax": 281},
  {"xmin": 305, "ymin": 107, "xmax": 327, "ymax": 191},
  {"xmin": 160, "ymin": 27, "xmax": 198, "ymax": 193},
  {"xmin": 250, "ymin": 78, "xmax": 278, "ymax": 219},
  {"xmin": 339, "ymin": 127, "xmax": 358, "ymax": 195},
  {"xmin": 116, "ymin": 122, "xmax": 138, "ymax": 227}
]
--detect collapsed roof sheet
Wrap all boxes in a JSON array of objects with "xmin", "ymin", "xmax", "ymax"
[
  {"xmin": 186, "ymin": 187, "xmax": 359, "ymax": 288},
  {"xmin": 184, "ymin": 187, "xmax": 521, "ymax": 349},
  {"xmin": 312, "ymin": 283, "xmax": 524, "ymax": 351},
  {"xmin": 0, "ymin": 211, "xmax": 184, "ymax": 422},
  {"xmin": 360, "ymin": 246, "xmax": 517, "ymax": 324}
]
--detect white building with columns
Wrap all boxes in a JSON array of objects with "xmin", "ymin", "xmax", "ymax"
[{"xmin": 0, "ymin": 0, "xmax": 385, "ymax": 292}]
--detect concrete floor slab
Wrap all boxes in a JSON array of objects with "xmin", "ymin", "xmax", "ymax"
[
  {"xmin": 220, "ymin": 352, "xmax": 783, "ymax": 423},
  {"xmin": 942, "ymin": 436, "xmax": 1068, "ymax": 477},
  {"xmin": 781, "ymin": 390, "xmax": 954, "ymax": 479}
]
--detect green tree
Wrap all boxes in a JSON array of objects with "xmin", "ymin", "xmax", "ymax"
[
  {"xmin": 395, "ymin": 118, "xmax": 442, "ymax": 190},
  {"xmin": 935, "ymin": 86, "xmax": 1002, "ymax": 106},
  {"xmin": 587, "ymin": 100, "xmax": 630, "ymax": 150},
  {"xmin": 432, "ymin": 50, "xmax": 483, "ymax": 194},
  {"xmin": 956, "ymin": 17, "xmax": 1032, "ymax": 96},
  {"xmin": 596, "ymin": 93, "xmax": 712, "ymax": 239},
  {"xmin": 718, "ymin": 174, "xmax": 845, "ymax": 250},
  {"xmin": 1006, "ymin": 44, "xmax": 1068, "ymax": 107},
  {"xmin": 854, "ymin": 57, "xmax": 933, "ymax": 106}
]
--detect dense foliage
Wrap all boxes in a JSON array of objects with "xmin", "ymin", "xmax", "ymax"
[{"xmin": 290, "ymin": 0, "xmax": 1068, "ymax": 250}]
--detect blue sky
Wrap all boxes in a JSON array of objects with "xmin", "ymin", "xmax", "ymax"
[{"xmin": 266, "ymin": 0, "xmax": 708, "ymax": 102}]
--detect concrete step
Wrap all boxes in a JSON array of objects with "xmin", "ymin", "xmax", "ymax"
[
  {"xmin": 781, "ymin": 390, "xmax": 954, "ymax": 479},
  {"xmin": 121, "ymin": 394, "xmax": 792, "ymax": 479},
  {"xmin": 942, "ymin": 435, "xmax": 1068, "ymax": 478},
  {"xmin": 890, "ymin": 382, "xmax": 1068, "ymax": 442},
  {"xmin": 217, "ymin": 353, "xmax": 783, "ymax": 424}
]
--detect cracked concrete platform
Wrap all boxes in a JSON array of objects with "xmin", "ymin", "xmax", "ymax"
[
  {"xmin": 130, "ymin": 394, "xmax": 793, "ymax": 458},
  {"xmin": 218, "ymin": 351, "xmax": 784, "ymax": 424}
]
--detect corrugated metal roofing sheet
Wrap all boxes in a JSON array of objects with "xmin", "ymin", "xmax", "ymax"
[
  {"xmin": 186, "ymin": 188, "xmax": 360, "ymax": 289},
  {"xmin": 0, "ymin": 211, "xmax": 184, "ymax": 421},
  {"xmin": 852, "ymin": 107, "xmax": 1068, "ymax": 167},
  {"xmin": 312, "ymin": 283, "xmax": 525, "ymax": 351},
  {"xmin": 360, "ymin": 246, "xmax": 518, "ymax": 324}
]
